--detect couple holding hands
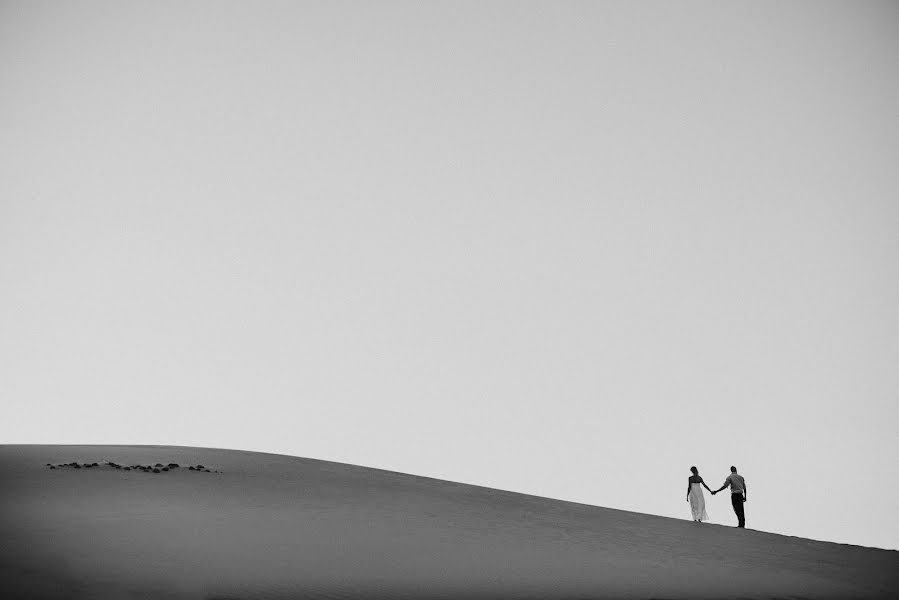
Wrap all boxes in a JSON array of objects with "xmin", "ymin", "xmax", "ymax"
[{"xmin": 687, "ymin": 465, "xmax": 747, "ymax": 527}]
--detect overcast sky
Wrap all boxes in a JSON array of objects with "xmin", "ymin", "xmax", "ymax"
[{"xmin": 1, "ymin": 1, "xmax": 897, "ymax": 550}]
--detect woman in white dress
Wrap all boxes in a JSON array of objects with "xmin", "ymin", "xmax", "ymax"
[{"xmin": 686, "ymin": 466, "xmax": 712, "ymax": 522}]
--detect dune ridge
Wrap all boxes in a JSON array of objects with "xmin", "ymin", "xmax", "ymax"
[{"xmin": 1, "ymin": 444, "xmax": 896, "ymax": 599}]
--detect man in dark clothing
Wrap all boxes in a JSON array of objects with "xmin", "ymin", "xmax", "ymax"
[{"xmin": 712, "ymin": 466, "xmax": 747, "ymax": 527}]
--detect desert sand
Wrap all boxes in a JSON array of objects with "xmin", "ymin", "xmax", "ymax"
[{"xmin": 1, "ymin": 445, "xmax": 896, "ymax": 599}]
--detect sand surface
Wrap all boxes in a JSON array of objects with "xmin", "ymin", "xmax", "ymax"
[{"xmin": 1, "ymin": 445, "xmax": 896, "ymax": 599}]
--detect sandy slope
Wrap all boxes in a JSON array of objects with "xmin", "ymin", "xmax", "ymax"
[{"xmin": 1, "ymin": 445, "xmax": 895, "ymax": 599}]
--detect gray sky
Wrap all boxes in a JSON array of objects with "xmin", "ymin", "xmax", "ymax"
[{"xmin": 2, "ymin": 1, "xmax": 897, "ymax": 550}]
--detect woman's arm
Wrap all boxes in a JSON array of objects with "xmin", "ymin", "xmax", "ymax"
[
  {"xmin": 700, "ymin": 477, "xmax": 713, "ymax": 493},
  {"xmin": 687, "ymin": 478, "xmax": 692, "ymax": 500}
]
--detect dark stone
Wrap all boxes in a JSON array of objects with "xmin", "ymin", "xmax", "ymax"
[
  {"xmin": 189, "ymin": 466, "xmax": 196, "ymax": 470},
  {"xmin": 153, "ymin": 468, "xmax": 160, "ymax": 473},
  {"xmin": 115, "ymin": 465, "xmax": 122, "ymax": 469},
  {"xmin": 167, "ymin": 463, "xmax": 179, "ymax": 468},
  {"xmin": 162, "ymin": 467, "xmax": 169, "ymax": 471},
  {"xmin": 196, "ymin": 465, "xmax": 205, "ymax": 469},
  {"xmin": 74, "ymin": 464, "xmax": 81, "ymax": 469},
  {"xmin": 154, "ymin": 463, "xmax": 164, "ymax": 468},
  {"xmin": 49, "ymin": 466, "xmax": 56, "ymax": 469},
  {"xmin": 124, "ymin": 467, "xmax": 131, "ymax": 471}
]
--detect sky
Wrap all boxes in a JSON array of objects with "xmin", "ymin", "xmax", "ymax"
[{"xmin": 1, "ymin": 1, "xmax": 897, "ymax": 550}]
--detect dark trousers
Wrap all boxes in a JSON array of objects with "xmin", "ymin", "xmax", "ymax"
[{"xmin": 731, "ymin": 493, "xmax": 746, "ymax": 527}]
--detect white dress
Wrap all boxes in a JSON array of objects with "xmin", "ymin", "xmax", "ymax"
[{"xmin": 688, "ymin": 483, "xmax": 709, "ymax": 521}]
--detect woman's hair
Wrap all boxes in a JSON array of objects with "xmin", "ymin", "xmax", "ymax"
[{"xmin": 690, "ymin": 466, "xmax": 698, "ymax": 474}]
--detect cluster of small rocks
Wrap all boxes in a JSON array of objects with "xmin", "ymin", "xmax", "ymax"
[{"xmin": 47, "ymin": 462, "xmax": 219, "ymax": 473}]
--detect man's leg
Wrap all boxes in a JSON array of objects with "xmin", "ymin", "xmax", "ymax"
[{"xmin": 731, "ymin": 493, "xmax": 745, "ymax": 527}]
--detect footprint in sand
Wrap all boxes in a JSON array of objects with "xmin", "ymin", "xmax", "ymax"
[{"xmin": 49, "ymin": 461, "xmax": 220, "ymax": 474}]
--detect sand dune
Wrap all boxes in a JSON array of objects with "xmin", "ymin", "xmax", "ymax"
[{"xmin": 1, "ymin": 445, "xmax": 895, "ymax": 599}]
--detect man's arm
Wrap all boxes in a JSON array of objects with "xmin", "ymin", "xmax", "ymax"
[
  {"xmin": 743, "ymin": 481, "xmax": 747, "ymax": 501},
  {"xmin": 713, "ymin": 477, "xmax": 729, "ymax": 494}
]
